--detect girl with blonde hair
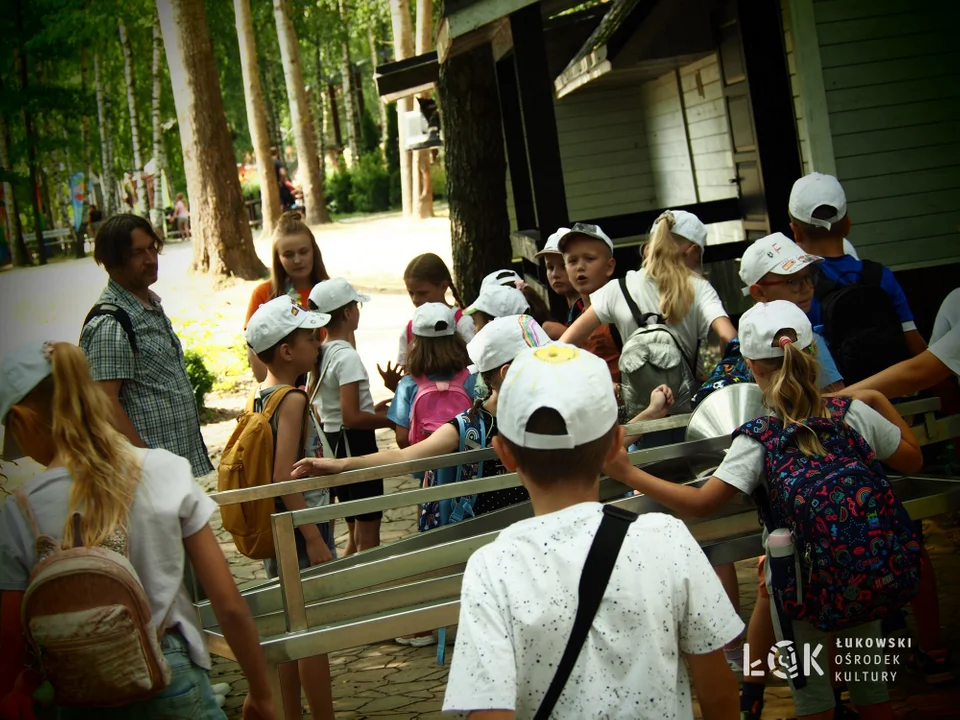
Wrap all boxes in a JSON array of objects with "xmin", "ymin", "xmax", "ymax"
[{"xmin": 0, "ymin": 341, "xmax": 275, "ymax": 719}]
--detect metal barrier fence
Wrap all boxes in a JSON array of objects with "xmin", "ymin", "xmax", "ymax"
[{"xmin": 199, "ymin": 397, "xmax": 960, "ymax": 718}]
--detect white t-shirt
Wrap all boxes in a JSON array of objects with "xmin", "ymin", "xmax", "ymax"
[
  {"xmin": 591, "ymin": 269, "xmax": 728, "ymax": 359},
  {"xmin": 443, "ymin": 503, "xmax": 743, "ymax": 718},
  {"xmin": 931, "ymin": 288, "xmax": 960, "ymax": 345},
  {"xmin": 315, "ymin": 339, "xmax": 375, "ymax": 432},
  {"xmin": 713, "ymin": 400, "xmax": 902, "ymax": 496},
  {"xmin": 396, "ymin": 312, "xmax": 475, "ymax": 366},
  {"xmin": 929, "ymin": 325, "xmax": 960, "ymax": 377},
  {"xmin": 0, "ymin": 448, "xmax": 215, "ymax": 669}
]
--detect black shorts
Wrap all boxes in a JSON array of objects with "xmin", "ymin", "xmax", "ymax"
[{"xmin": 324, "ymin": 428, "xmax": 384, "ymax": 522}]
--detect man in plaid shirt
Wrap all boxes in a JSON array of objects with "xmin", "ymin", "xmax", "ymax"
[{"xmin": 80, "ymin": 214, "xmax": 214, "ymax": 477}]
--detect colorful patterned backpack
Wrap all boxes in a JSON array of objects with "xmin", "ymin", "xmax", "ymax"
[
  {"xmin": 736, "ymin": 397, "xmax": 921, "ymax": 631},
  {"xmin": 419, "ymin": 410, "xmax": 488, "ymax": 532},
  {"xmin": 691, "ymin": 338, "xmax": 753, "ymax": 409}
]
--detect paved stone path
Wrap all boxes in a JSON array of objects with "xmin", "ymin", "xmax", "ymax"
[{"xmin": 200, "ymin": 407, "xmax": 960, "ymax": 719}]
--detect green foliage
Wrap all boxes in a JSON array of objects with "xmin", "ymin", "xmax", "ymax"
[
  {"xmin": 349, "ymin": 151, "xmax": 390, "ymax": 213},
  {"xmin": 183, "ymin": 348, "xmax": 215, "ymax": 411},
  {"xmin": 359, "ymin": 108, "xmax": 380, "ymax": 155},
  {"xmin": 385, "ymin": 102, "xmax": 399, "ymax": 175},
  {"xmin": 431, "ymin": 159, "xmax": 447, "ymax": 200},
  {"xmin": 327, "ymin": 165, "xmax": 354, "ymax": 214},
  {"xmin": 241, "ymin": 176, "xmax": 261, "ymax": 202}
]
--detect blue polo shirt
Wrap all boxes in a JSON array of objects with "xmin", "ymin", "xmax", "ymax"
[{"xmin": 807, "ymin": 255, "xmax": 916, "ymax": 332}]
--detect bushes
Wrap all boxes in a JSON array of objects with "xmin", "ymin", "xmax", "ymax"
[
  {"xmin": 350, "ymin": 152, "xmax": 391, "ymax": 213},
  {"xmin": 327, "ymin": 167, "xmax": 354, "ymax": 214},
  {"xmin": 183, "ymin": 349, "xmax": 215, "ymax": 412},
  {"xmin": 240, "ymin": 177, "xmax": 260, "ymax": 202}
]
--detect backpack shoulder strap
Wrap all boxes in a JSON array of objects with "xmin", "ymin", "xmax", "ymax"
[
  {"xmin": 534, "ymin": 505, "xmax": 638, "ymax": 720},
  {"xmin": 406, "ymin": 320, "xmax": 414, "ymax": 345},
  {"xmin": 260, "ymin": 386, "xmax": 306, "ymax": 421},
  {"xmin": 824, "ymin": 396, "xmax": 852, "ymax": 423},
  {"xmin": 452, "ymin": 368, "xmax": 471, "ymax": 386},
  {"xmin": 454, "ymin": 308, "xmax": 463, "ymax": 323},
  {"xmin": 83, "ymin": 303, "xmax": 138, "ymax": 354},
  {"xmin": 619, "ymin": 276, "xmax": 654, "ymax": 328},
  {"xmin": 859, "ymin": 259, "xmax": 884, "ymax": 288}
]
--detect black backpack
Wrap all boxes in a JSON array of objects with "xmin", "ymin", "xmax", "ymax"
[
  {"xmin": 82, "ymin": 303, "xmax": 139, "ymax": 354},
  {"xmin": 814, "ymin": 259, "xmax": 908, "ymax": 385}
]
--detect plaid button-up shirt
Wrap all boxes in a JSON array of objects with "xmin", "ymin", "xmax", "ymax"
[{"xmin": 80, "ymin": 279, "xmax": 214, "ymax": 477}]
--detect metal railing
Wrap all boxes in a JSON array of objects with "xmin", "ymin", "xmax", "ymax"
[{"xmin": 198, "ymin": 395, "xmax": 955, "ymax": 718}]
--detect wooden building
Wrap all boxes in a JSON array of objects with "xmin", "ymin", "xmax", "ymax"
[{"xmin": 380, "ymin": 0, "xmax": 959, "ymax": 331}]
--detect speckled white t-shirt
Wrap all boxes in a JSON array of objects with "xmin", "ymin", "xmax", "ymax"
[{"xmin": 443, "ymin": 503, "xmax": 743, "ymax": 718}]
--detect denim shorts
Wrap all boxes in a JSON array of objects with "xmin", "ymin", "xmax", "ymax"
[{"xmin": 58, "ymin": 632, "xmax": 226, "ymax": 719}]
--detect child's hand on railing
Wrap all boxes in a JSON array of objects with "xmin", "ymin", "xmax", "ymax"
[{"xmin": 292, "ymin": 457, "xmax": 347, "ymax": 478}]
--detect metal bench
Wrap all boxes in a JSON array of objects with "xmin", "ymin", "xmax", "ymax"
[
  {"xmin": 23, "ymin": 228, "xmax": 76, "ymax": 258},
  {"xmin": 202, "ymin": 397, "xmax": 960, "ymax": 718}
]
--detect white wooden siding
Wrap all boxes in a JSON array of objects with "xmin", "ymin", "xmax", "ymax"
[
  {"xmin": 639, "ymin": 71, "xmax": 697, "ymax": 207},
  {"xmin": 783, "ymin": 0, "xmax": 960, "ymax": 269}
]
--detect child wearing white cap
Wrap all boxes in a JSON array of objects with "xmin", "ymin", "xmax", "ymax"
[
  {"xmin": 477, "ymin": 266, "xmax": 566, "ymax": 340},
  {"xmin": 386, "ymin": 254, "xmax": 475, "ymax": 392},
  {"xmin": 562, "ymin": 210, "xmax": 736, "ymax": 413},
  {"xmin": 386, "ymin": 302, "xmax": 478, "ymax": 449},
  {"xmin": 442, "ymin": 343, "xmax": 742, "ymax": 718},
  {"xmin": 464, "ymin": 284, "xmax": 531, "ymax": 331},
  {"xmin": 555, "ymin": 222, "xmax": 625, "ymax": 381},
  {"xmin": 0, "ymin": 341, "xmax": 277, "ymax": 717},
  {"xmin": 308, "ymin": 278, "xmax": 391, "ymax": 556},
  {"xmin": 605, "ymin": 300, "xmax": 924, "ymax": 720},
  {"xmin": 535, "ymin": 227, "xmax": 580, "ymax": 313},
  {"xmin": 788, "ymin": 172, "xmax": 925, "ymax": 383},
  {"xmin": 295, "ymin": 315, "xmax": 551, "ymax": 523}
]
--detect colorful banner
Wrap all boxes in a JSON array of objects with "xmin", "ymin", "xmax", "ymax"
[{"xmin": 69, "ymin": 172, "xmax": 85, "ymax": 230}]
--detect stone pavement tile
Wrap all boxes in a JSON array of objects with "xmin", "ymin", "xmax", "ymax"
[{"xmin": 357, "ymin": 694, "xmax": 422, "ymax": 712}]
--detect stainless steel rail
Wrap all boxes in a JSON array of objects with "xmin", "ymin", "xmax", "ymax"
[{"xmin": 199, "ymin": 396, "xmax": 955, "ymax": 719}]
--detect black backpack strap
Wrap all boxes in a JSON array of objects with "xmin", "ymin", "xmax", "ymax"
[
  {"xmin": 618, "ymin": 276, "xmax": 662, "ymax": 328},
  {"xmin": 859, "ymin": 259, "xmax": 884, "ymax": 288},
  {"xmin": 534, "ymin": 505, "xmax": 637, "ymax": 720},
  {"xmin": 83, "ymin": 303, "xmax": 138, "ymax": 354}
]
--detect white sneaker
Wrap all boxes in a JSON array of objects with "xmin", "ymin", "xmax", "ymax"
[
  {"xmin": 395, "ymin": 633, "xmax": 437, "ymax": 647},
  {"xmin": 211, "ymin": 683, "xmax": 230, "ymax": 708}
]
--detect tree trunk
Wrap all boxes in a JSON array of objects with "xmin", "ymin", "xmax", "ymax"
[
  {"xmin": 94, "ymin": 52, "xmax": 116, "ymax": 215},
  {"xmin": 157, "ymin": 0, "xmax": 267, "ymax": 279},
  {"xmin": 235, "ymin": 0, "xmax": 282, "ymax": 234},
  {"xmin": 337, "ymin": 0, "xmax": 360, "ymax": 167},
  {"xmin": 413, "ymin": 0, "xmax": 433, "ymax": 218},
  {"xmin": 0, "ymin": 69, "xmax": 29, "ymax": 266},
  {"xmin": 368, "ymin": 26, "xmax": 388, "ymax": 148},
  {"xmin": 437, "ymin": 44, "xmax": 511, "ymax": 303},
  {"xmin": 272, "ymin": 0, "xmax": 328, "ymax": 224},
  {"xmin": 77, "ymin": 46, "xmax": 90, "ymax": 257},
  {"xmin": 327, "ymin": 83, "xmax": 343, "ymax": 152},
  {"xmin": 313, "ymin": 41, "xmax": 326, "ymax": 178},
  {"xmin": 151, "ymin": 14, "xmax": 167, "ymax": 237},
  {"xmin": 261, "ymin": 57, "xmax": 284, "ymax": 153},
  {"xmin": 14, "ymin": 1, "xmax": 45, "ymax": 265},
  {"xmin": 389, "ymin": 0, "xmax": 414, "ymax": 216},
  {"xmin": 119, "ymin": 19, "xmax": 148, "ymax": 217}
]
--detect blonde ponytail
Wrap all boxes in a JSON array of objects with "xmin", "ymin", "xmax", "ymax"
[
  {"xmin": 758, "ymin": 336, "xmax": 828, "ymax": 457},
  {"xmin": 643, "ymin": 212, "xmax": 696, "ymax": 323},
  {"xmin": 48, "ymin": 343, "xmax": 139, "ymax": 548}
]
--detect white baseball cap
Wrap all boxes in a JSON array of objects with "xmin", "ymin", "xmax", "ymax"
[
  {"xmin": 653, "ymin": 210, "xmax": 707, "ymax": 251},
  {"xmin": 739, "ymin": 232, "xmax": 823, "ymax": 296},
  {"xmin": 308, "ymin": 277, "xmax": 372, "ymax": 313},
  {"xmin": 739, "ymin": 300, "xmax": 814, "ymax": 361},
  {"xmin": 498, "ymin": 343, "xmax": 618, "ymax": 450},
  {"xmin": 558, "ymin": 223, "xmax": 614, "ymax": 253},
  {"xmin": 481, "ymin": 269, "xmax": 523, "ymax": 290},
  {"xmin": 412, "ymin": 302, "xmax": 457, "ymax": 337},
  {"xmin": 789, "ymin": 172, "xmax": 847, "ymax": 229},
  {"xmin": 245, "ymin": 296, "xmax": 331, "ymax": 354},
  {"xmin": 535, "ymin": 227, "xmax": 569, "ymax": 258},
  {"xmin": 0, "ymin": 341, "xmax": 56, "ymax": 459},
  {"xmin": 467, "ymin": 314, "xmax": 551, "ymax": 373},
  {"xmin": 464, "ymin": 285, "xmax": 530, "ymax": 318}
]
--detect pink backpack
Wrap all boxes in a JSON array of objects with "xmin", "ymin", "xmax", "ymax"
[
  {"xmin": 406, "ymin": 308, "xmax": 464, "ymax": 344},
  {"xmin": 408, "ymin": 369, "xmax": 473, "ymax": 444}
]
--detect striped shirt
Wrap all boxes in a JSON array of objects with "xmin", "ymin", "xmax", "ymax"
[{"xmin": 80, "ymin": 279, "xmax": 213, "ymax": 477}]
